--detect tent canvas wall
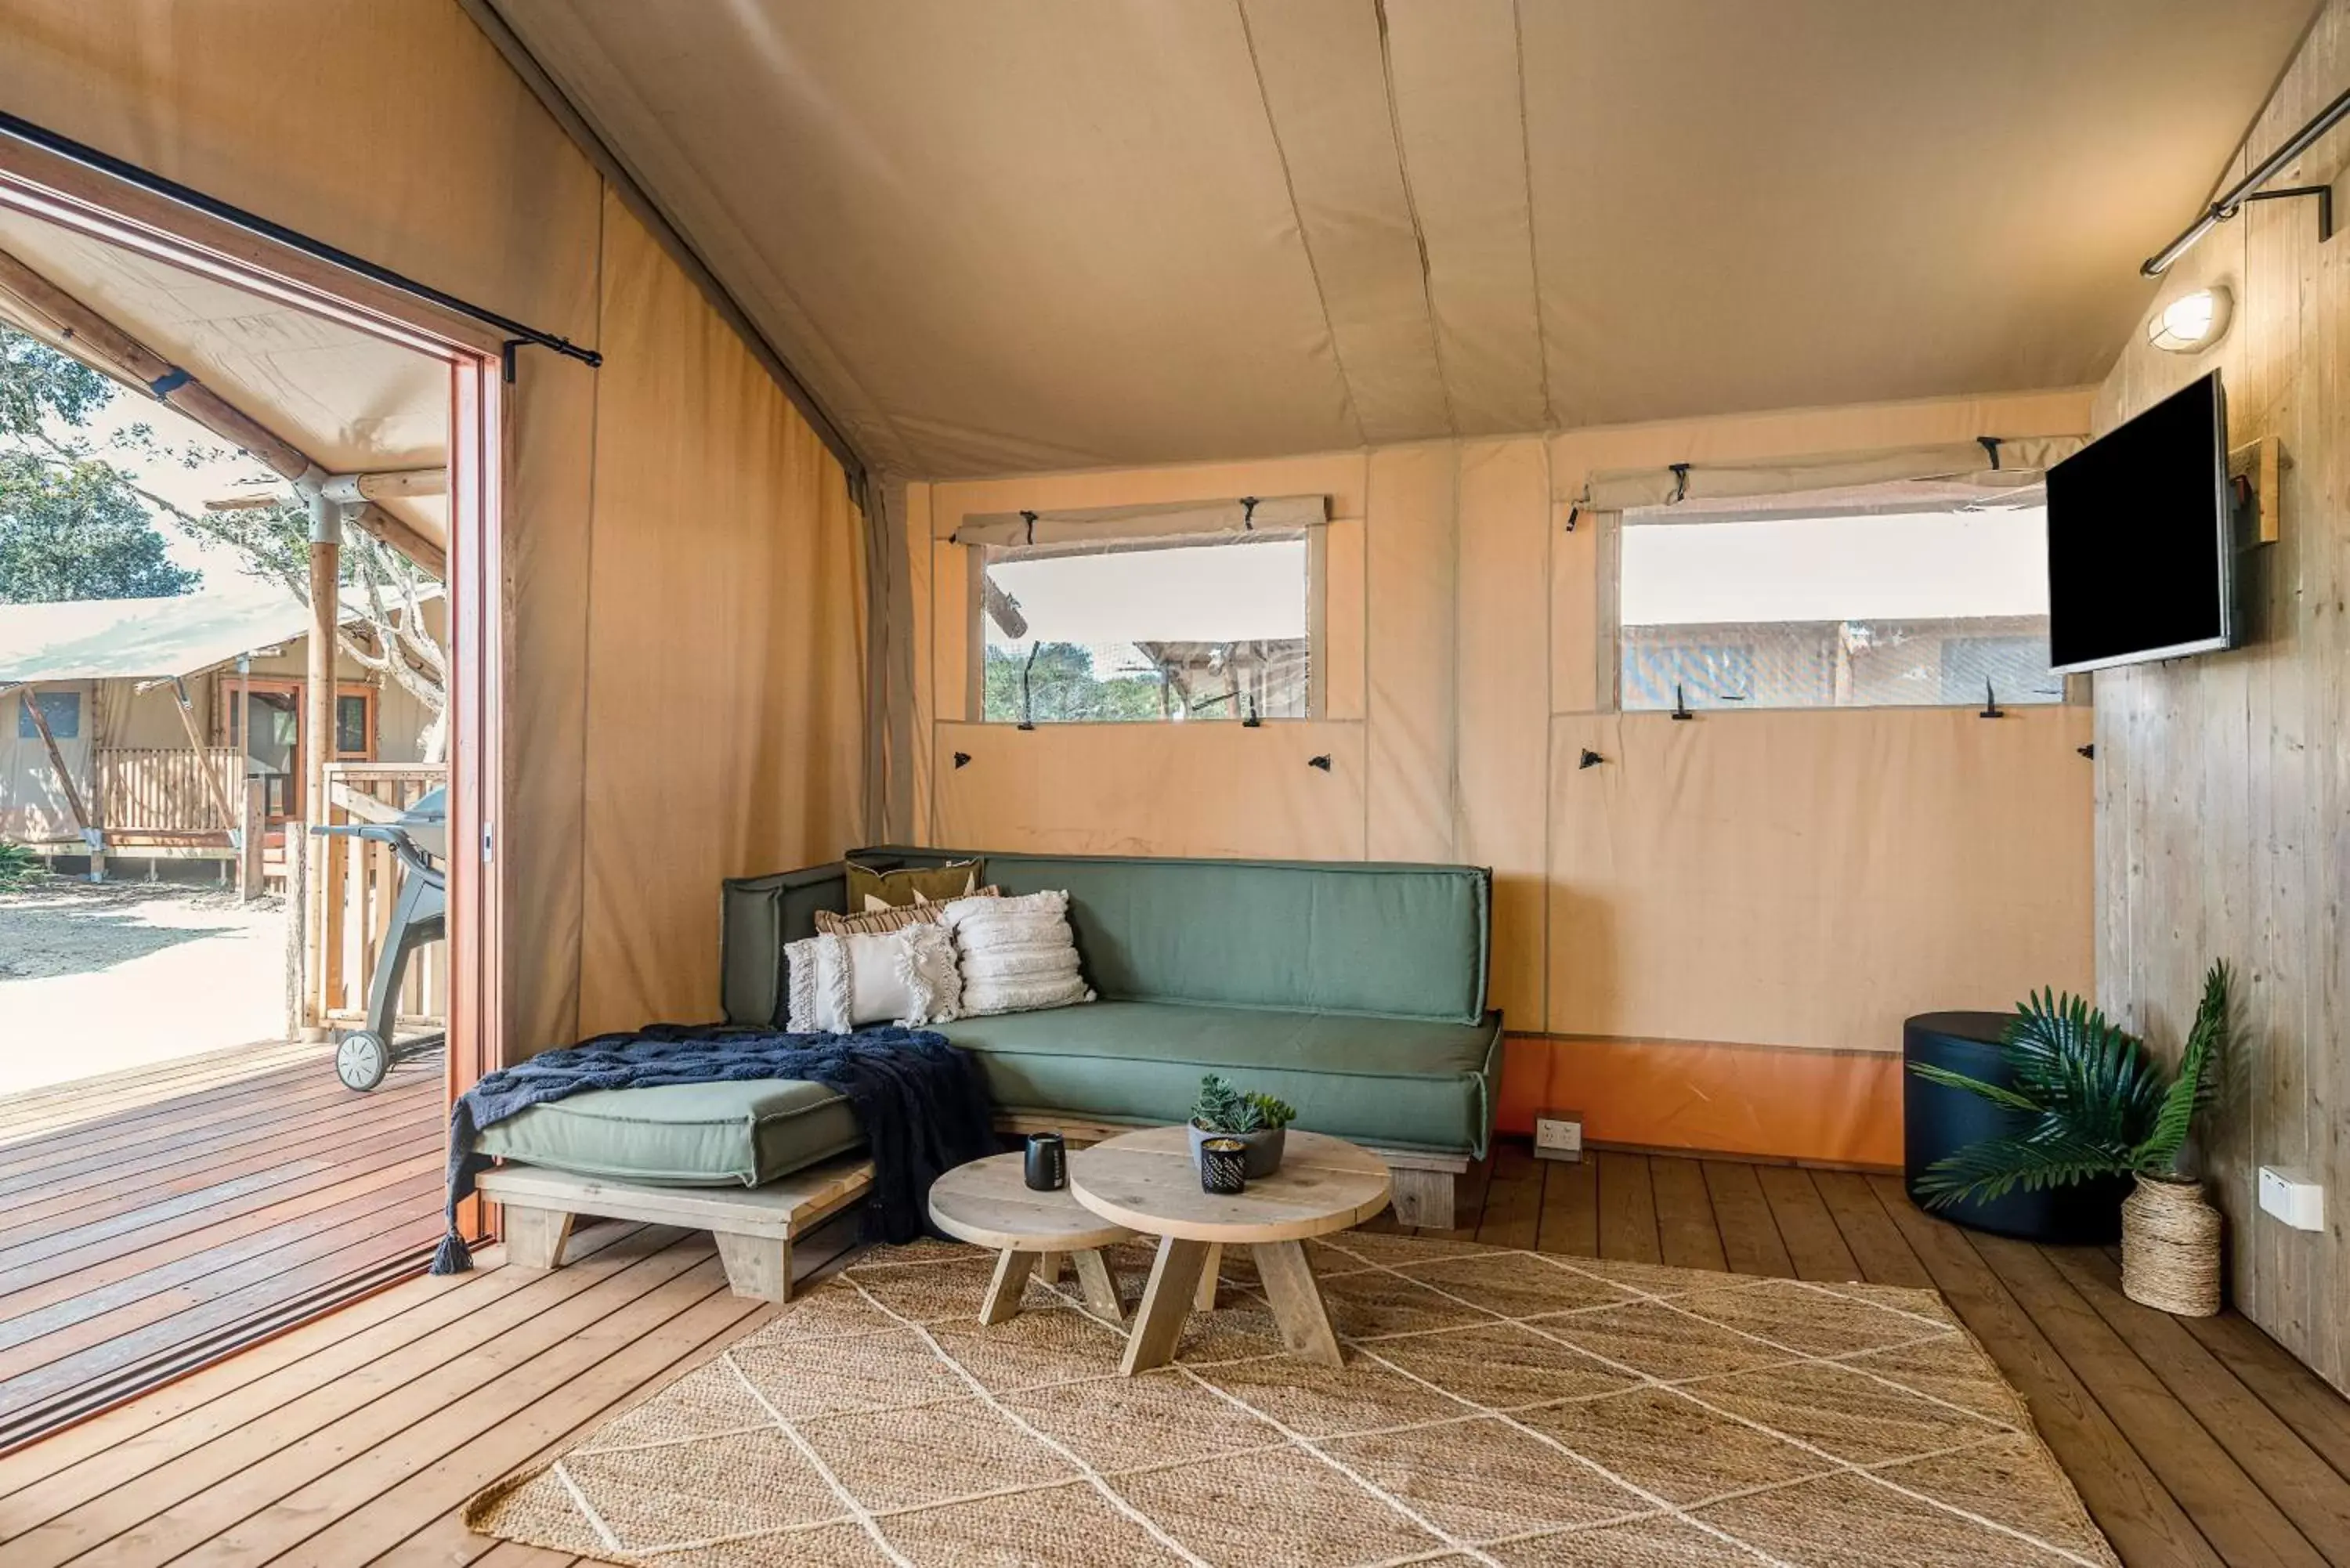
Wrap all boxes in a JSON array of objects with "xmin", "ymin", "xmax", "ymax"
[
  {"xmin": 901, "ymin": 387, "xmax": 2099, "ymax": 1169},
  {"xmin": 0, "ymin": 0, "xmax": 870, "ymax": 1047}
]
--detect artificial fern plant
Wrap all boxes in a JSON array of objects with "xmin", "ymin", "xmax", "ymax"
[
  {"xmin": 1189, "ymin": 1074, "xmax": 1298, "ymax": 1136},
  {"xmin": 1910, "ymin": 962, "xmax": 2230, "ymax": 1209}
]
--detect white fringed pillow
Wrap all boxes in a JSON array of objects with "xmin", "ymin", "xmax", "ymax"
[
  {"xmin": 783, "ymin": 923, "xmax": 963, "ymax": 1033},
  {"xmin": 941, "ymin": 889, "xmax": 1094, "ymax": 1017}
]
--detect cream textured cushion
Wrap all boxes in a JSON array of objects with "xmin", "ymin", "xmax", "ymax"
[
  {"xmin": 941, "ymin": 889, "xmax": 1094, "ymax": 1017},
  {"xmin": 784, "ymin": 925, "xmax": 963, "ymax": 1033}
]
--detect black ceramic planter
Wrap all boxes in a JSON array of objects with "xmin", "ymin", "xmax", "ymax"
[{"xmin": 1903, "ymin": 1011, "xmax": 2131, "ymax": 1245}]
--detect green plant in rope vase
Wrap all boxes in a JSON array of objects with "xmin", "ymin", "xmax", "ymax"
[{"xmin": 1911, "ymin": 962, "xmax": 2232, "ymax": 1315}]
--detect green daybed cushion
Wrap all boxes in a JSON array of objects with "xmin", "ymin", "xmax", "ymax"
[
  {"xmin": 468, "ymin": 1078, "xmax": 862, "ymax": 1188},
  {"xmin": 939, "ymin": 1000, "xmax": 1502, "ymax": 1158},
  {"xmin": 472, "ymin": 998, "xmax": 1499, "ymax": 1187}
]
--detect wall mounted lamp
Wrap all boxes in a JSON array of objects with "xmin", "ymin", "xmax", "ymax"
[
  {"xmin": 2147, "ymin": 286, "xmax": 2232, "ymax": 353},
  {"xmin": 2141, "ymin": 85, "xmax": 2348, "ymax": 276}
]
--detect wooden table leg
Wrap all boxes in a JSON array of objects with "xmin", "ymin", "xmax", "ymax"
[
  {"xmin": 1195, "ymin": 1242, "xmax": 1223, "ymax": 1310},
  {"xmin": 1253, "ymin": 1240, "xmax": 1343, "ymax": 1367},
  {"xmin": 981, "ymin": 1249, "xmax": 1040, "ymax": 1325},
  {"xmin": 1121, "ymin": 1236, "xmax": 1210, "ymax": 1375},
  {"xmin": 1072, "ymin": 1248, "xmax": 1126, "ymax": 1325},
  {"xmin": 1037, "ymin": 1251, "xmax": 1065, "ymax": 1284}
]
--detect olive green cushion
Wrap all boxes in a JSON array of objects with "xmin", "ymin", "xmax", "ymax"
[
  {"xmin": 938, "ymin": 1000, "xmax": 1501, "ymax": 1157},
  {"xmin": 469, "ymin": 1078, "xmax": 862, "ymax": 1188},
  {"xmin": 725, "ymin": 851, "xmax": 1492, "ymax": 1030}
]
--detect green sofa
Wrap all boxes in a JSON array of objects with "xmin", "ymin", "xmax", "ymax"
[{"xmin": 477, "ymin": 848, "xmax": 1501, "ymax": 1228}]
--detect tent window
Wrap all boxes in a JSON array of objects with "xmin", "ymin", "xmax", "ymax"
[
  {"xmin": 976, "ymin": 531, "xmax": 1314, "ymax": 724},
  {"xmin": 16, "ymin": 691, "xmax": 81, "ymax": 740},
  {"xmin": 1616, "ymin": 502, "xmax": 2060, "ymax": 710}
]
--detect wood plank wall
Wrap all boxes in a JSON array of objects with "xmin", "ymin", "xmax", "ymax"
[{"xmin": 2092, "ymin": 0, "xmax": 2349, "ymax": 1396}]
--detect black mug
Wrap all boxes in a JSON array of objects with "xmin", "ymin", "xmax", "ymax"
[
  {"xmin": 1024, "ymin": 1132, "xmax": 1066, "ymax": 1191},
  {"xmin": 1199, "ymin": 1136, "xmax": 1248, "ymax": 1196}
]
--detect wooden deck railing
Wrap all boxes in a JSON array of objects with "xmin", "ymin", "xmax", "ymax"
[
  {"xmin": 94, "ymin": 746, "xmax": 241, "ymax": 834},
  {"xmin": 305, "ymin": 761, "xmax": 449, "ymax": 1035}
]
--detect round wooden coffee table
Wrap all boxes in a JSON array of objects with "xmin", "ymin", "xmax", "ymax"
[
  {"xmin": 927, "ymin": 1152, "xmax": 1135, "ymax": 1326},
  {"xmin": 1068, "ymin": 1125, "xmax": 1390, "ymax": 1374}
]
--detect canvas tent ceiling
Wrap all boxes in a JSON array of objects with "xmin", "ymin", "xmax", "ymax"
[
  {"xmin": 489, "ymin": 0, "xmax": 2318, "ymax": 479},
  {"xmin": 0, "ymin": 208, "xmax": 449, "ymax": 551}
]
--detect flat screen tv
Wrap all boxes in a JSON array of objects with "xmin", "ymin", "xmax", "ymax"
[{"xmin": 2044, "ymin": 370, "xmax": 2236, "ymax": 674}]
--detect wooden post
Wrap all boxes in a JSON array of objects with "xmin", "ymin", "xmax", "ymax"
[
  {"xmin": 302, "ymin": 494, "xmax": 341, "ymax": 1042},
  {"xmin": 285, "ymin": 818, "xmax": 309, "ymax": 1039},
  {"xmin": 239, "ymin": 776, "xmax": 266, "ymax": 902},
  {"xmin": 169, "ymin": 677, "xmax": 237, "ymax": 829}
]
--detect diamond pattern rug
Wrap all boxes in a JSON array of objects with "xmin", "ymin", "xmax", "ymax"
[{"xmin": 465, "ymin": 1231, "xmax": 2118, "ymax": 1567}]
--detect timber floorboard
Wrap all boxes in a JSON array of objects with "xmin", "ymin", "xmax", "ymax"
[
  {"xmin": 0, "ymin": 1042, "xmax": 443, "ymax": 1451},
  {"xmin": 1, "ymin": 1142, "xmax": 2345, "ymax": 1567}
]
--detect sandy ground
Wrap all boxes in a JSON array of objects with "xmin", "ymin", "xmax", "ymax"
[{"xmin": 0, "ymin": 876, "xmax": 289, "ymax": 1095}]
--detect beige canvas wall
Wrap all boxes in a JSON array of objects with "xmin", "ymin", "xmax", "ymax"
[
  {"xmin": 910, "ymin": 387, "xmax": 2099, "ymax": 1160},
  {"xmin": 0, "ymin": 0, "xmax": 868, "ymax": 1052},
  {"xmin": 2092, "ymin": 0, "xmax": 2350, "ymax": 1394}
]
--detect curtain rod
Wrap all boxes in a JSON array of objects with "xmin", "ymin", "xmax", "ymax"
[
  {"xmin": 0, "ymin": 108, "xmax": 602, "ymax": 371},
  {"xmin": 2142, "ymin": 85, "xmax": 2350, "ymax": 276}
]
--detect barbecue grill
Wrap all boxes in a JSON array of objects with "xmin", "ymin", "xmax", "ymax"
[{"xmin": 312, "ymin": 785, "xmax": 446, "ymax": 1090}]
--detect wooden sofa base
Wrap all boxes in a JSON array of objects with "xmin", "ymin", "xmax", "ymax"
[
  {"xmin": 994, "ymin": 1114, "xmax": 1470, "ymax": 1230},
  {"xmin": 476, "ymin": 1157, "xmax": 872, "ymax": 1302}
]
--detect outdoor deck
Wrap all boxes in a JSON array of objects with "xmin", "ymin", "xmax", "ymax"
[
  {"xmin": 0, "ymin": 1037, "xmax": 444, "ymax": 1451},
  {"xmin": 1, "ymin": 1142, "xmax": 2345, "ymax": 1566}
]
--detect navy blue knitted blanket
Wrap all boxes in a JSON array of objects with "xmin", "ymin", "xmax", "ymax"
[{"xmin": 432, "ymin": 1024, "xmax": 995, "ymax": 1274}]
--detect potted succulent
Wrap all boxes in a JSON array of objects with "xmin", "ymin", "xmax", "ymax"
[
  {"xmin": 1188, "ymin": 1074, "xmax": 1298, "ymax": 1179},
  {"xmin": 1911, "ymin": 963, "xmax": 2231, "ymax": 1316}
]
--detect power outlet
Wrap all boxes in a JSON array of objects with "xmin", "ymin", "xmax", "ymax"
[
  {"xmin": 2258, "ymin": 1167, "xmax": 2324, "ymax": 1232},
  {"xmin": 1533, "ymin": 1110, "xmax": 1583, "ymax": 1164}
]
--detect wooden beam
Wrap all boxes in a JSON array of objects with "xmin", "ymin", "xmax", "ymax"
[
  {"xmin": 0, "ymin": 247, "xmax": 447, "ymax": 576},
  {"xmin": 18, "ymin": 688, "xmax": 91, "ymax": 831},
  {"xmin": 168, "ymin": 677, "xmax": 239, "ymax": 830}
]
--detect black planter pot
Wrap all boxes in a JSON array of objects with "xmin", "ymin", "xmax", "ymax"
[{"xmin": 1903, "ymin": 1011, "xmax": 2131, "ymax": 1245}]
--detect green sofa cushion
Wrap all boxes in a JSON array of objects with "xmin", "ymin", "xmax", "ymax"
[
  {"xmin": 725, "ymin": 851, "xmax": 1492, "ymax": 1030},
  {"xmin": 469, "ymin": 1078, "xmax": 862, "ymax": 1188},
  {"xmin": 938, "ymin": 1000, "xmax": 1501, "ymax": 1158}
]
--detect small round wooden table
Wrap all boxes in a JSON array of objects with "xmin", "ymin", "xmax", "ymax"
[
  {"xmin": 927, "ymin": 1152, "xmax": 1135, "ymax": 1327},
  {"xmin": 1068, "ymin": 1125, "xmax": 1390, "ymax": 1375}
]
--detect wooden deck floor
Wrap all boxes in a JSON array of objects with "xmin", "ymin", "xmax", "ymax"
[
  {"xmin": 0, "ymin": 1039, "xmax": 446, "ymax": 1451},
  {"xmin": 1, "ymin": 1142, "xmax": 2345, "ymax": 1566}
]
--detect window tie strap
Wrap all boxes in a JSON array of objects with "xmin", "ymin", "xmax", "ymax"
[
  {"xmin": 1667, "ymin": 464, "xmax": 1690, "ymax": 504},
  {"xmin": 1978, "ymin": 435, "xmax": 2002, "ymax": 470},
  {"xmin": 1240, "ymin": 496, "xmax": 1258, "ymax": 530},
  {"xmin": 1020, "ymin": 509, "xmax": 1037, "ymax": 546}
]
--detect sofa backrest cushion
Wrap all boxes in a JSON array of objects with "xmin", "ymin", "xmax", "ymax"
[{"xmin": 721, "ymin": 849, "xmax": 1491, "ymax": 1028}]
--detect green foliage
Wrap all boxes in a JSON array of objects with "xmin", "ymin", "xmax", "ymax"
[
  {"xmin": 1911, "ymin": 963, "xmax": 2232, "ymax": 1209},
  {"xmin": 0, "ymin": 328, "xmax": 199, "ymax": 604},
  {"xmin": 0, "ymin": 451, "xmax": 201, "ymax": 602},
  {"xmin": 1188, "ymin": 1074, "xmax": 1299, "ymax": 1134},
  {"xmin": 0, "ymin": 840, "xmax": 42, "ymax": 887},
  {"xmin": 982, "ymin": 643, "xmax": 1168, "ymax": 724}
]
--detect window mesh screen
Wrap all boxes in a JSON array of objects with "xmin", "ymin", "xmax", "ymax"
[
  {"xmin": 1618, "ymin": 504, "xmax": 2059, "ymax": 711},
  {"xmin": 980, "ymin": 533, "xmax": 1311, "ymax": 724}
]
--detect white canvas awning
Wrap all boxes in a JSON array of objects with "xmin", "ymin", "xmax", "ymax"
[{"xmin": 0, "ymin": 580, "xmax": 426, "ymax": 686}]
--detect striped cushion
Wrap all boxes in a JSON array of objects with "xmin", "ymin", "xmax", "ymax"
[{"xmin": 814, "ymin": 887, "xmax": 1000, "ymax": 936}]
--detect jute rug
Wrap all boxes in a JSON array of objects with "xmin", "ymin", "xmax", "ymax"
[{"xmin": 466, "ymin": 1231, "xmax": 2117, "ymax": 1567}]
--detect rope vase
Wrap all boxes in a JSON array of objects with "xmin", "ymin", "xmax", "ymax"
[{"xmin": 2120, "ymin": 1173, "xmax": 2222, "ymax": 1316}]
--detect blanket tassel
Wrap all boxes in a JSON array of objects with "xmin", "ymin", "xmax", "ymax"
[{"xmin": 431, "ymin": 1229, "xmax": 475, "ymax": 1276}]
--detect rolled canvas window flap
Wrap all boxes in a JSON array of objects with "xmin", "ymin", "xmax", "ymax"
[
  {"xmin": 1574, "ymin": 437, "xmax": 2088, "ymax": 517},
  {"xmin": 948, "ymin": 493, "xmax": 1328, "ymax": 545}
]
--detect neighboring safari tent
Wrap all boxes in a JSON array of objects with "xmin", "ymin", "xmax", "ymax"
[{"xmin": 0, "ymin": 582, "xmax": 439, "ymax": 869}]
